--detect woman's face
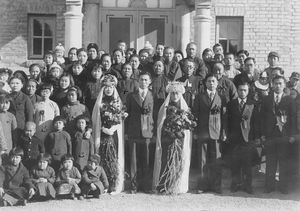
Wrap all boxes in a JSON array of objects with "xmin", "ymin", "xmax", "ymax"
[
  {"xmin": 63, "ymin": 159, "xmax": 73, "ymax": 170},
  {"xmin": 38, "ymin": 160, "xmax": 48, "ymax": 170},
  {"xmin": 130, "ymin": 57, "xmax": 140, "ymax": 70},
  {"xmin": 26, "ymin": 81, "xmax": 37, "ymax": 96},
  {"xmin": 170, "ymin": 92, "xmax": 180, "ymax": 102},
  {"xmin": 78, "ymin": 51, "xmax": 88, "ymax": 64},
  {"xmin": 91, "ymin": 68, "xmax": 102, "ymax": 80},
  {"xmin": 122, "ymin": 64, "xmax": 133, "ymax": 79},
  {"xmin": 104, "ymin": 86, "xmax": 114, "ymax": 96},
  {"xmin": 68, "ymin": 49, "xmax": 78, "ymax": 62},
  {"xmin": 113, "ymin": 51, "xmax": 123, "ymax": 64},
  {"xmin": 174, "ymin": 53, "xmax": 183, "ymax": 63},
  {"xmin": 60, "ymin": 76, "xmax": 71, "ymax": 89},
  {"xmin": 153, "ymin": 61, "xmax": 164, "ymax": 75},
  {"xmin": 30, "ymin": 66, "xmax": 40, "ymax": 79},
  {"xmin": 102, "ymin": 56, "xmax": 112, "ymax": 70},
  {"xmin": 10, "ymin": 78, "xmax": 23, "ymax": 92},
  {"xmin": 164, "ymin": 49, "xmax": 174, "ymax": 62},
  {"xmin": 88, "ymin": 48, "xmax": 98, "ymax": 60},
  {"xmin": 67, "ymin": 91, "xmax": 78, "ymax": 103},
  {"xmin": 156, "ymin": 45, "xmax": 164, "ymax": 56},
  {"xmin": 203, "ymin": 51, "xmax": 213, "ymax": 62}
]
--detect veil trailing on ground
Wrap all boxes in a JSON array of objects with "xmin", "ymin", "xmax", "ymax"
[
  {"xmin": 152, "ymin": 93, "xmax": 192, "ymax": 193},
  {"xmin": 92, "ymin": 86, "xmax": 124, "ymax": 193}
]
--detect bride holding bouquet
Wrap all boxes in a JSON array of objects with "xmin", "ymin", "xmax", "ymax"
[{"xmin": 92, "ymin": 74, "xmax": 127, "ymax": 194}]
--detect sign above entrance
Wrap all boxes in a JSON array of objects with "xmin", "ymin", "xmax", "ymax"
[{"xmin": 102, "ymin": 0, "xmax": 174, "ymax": 8}]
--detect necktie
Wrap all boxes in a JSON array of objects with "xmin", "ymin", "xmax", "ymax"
[
  {"xmin": 141, "ymin": 90, "xmax": 146, "ymax": 101},
  {"xmin": 240, "ymin": 99, "xmax": 245, "ymax": 111},
  {"xmin": 275, "ymin": 94, "xmax": 280, "ymax": 105},
  {"xmin": 209, "ymin": 92, "xmax": 214, "ymax": 103}
]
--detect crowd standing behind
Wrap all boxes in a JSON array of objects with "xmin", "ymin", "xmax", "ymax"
[{"xmin": 0, "ymin": 40, "xmax": 299, "ymax": 206}]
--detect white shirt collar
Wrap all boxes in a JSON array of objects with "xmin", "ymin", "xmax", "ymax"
[
  {"xmin": 139, "ymin": 87, "xmax": 148, "ymax": 94},
  {"xmin": 238, "ymin": 97, "xmax": 247, "ymax": 104},
  {"xmin": 274, "ymin": 92, "xmax": 283, "ymax": 101},
  {"xmin": 207, "ymin": 89, "xmax": 216, "ymax": 96}
]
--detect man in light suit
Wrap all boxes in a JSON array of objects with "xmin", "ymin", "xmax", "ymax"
[
  {"xmin": 227, "ymin": 81, "xmax": 260, "ymax": 194},
  {"xmin": 193, "ymin": 74, "xmax": 227, "ymax": 194},
  {"xmin": 126, "ymin": 72, "xmax": 154, "ymax": 193},
  {"xmin": 260, "ymin": 75, "xmax": 297, "ymax": 194}
]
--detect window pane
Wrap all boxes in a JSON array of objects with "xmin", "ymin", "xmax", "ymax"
[
  {"xmin": 146, "ymin": 0, "xmax": 158, "ymax": 8},
  {"xmin": 33, "ymin": 19, "xmax": 42, "ymax": 36},
  {"xmin": 33, "ymin": 38, "xmax": 42, "ymax": 55},
  {"xmin": 109, "ymin": 18, "xmax": 130, "ymax": 53},
  {"xmin": 103, "ymin": 0, "xmax": 116, "ymax": 7},
  {"xmin": 118, "ymin": 0, "xmax": 130, "ymax": 7},
  {"xmin": 144, "ymin": 18, "xmax": 165, "ymax": 47},
  {"xmin": 160, "ymin": 0, "xmax": 173, "ymax": 8},
  {"xmin": 44, "ymin": 23, "xmax": 53, "ymax": 36},
  {"xmin": 219, "ymin": 40, "xmax": 227, "ymax": 53},
  {"xmin": 229, "ymin": 40, "xmax": 239, "ymax": 54},
  {"xmin": 44, "ymin": 38, "xmax": 53, "ymax": 52}
]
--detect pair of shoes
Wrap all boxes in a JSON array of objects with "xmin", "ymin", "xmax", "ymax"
[
  {"xmin": 94, "ymin": 194, "xmax": 100, "ymax": 199},
  {"xmin": 20, "ymin": 199, "xmax": 27, "ymax": 206},
  {"xmin": 243, "ymin": 187, "xmax": 254, "ymax": 194},
  {"xmin": 78, "ymin": 195, "xmax": 84, "ymax": 200},
  {"xmin": 197, "ymin": 190, "xmax": 205, "ymax": 194},
  {"xmin": 130, "ymin": 189, "xmax": 137, "ymax": 194},
  {"xmin": 264, "ymin": 188, "xmax": 275, "ymax": 193},
  {"xmin": 70, "ymin": 193, "xmax": 77, "ymax": 200}
]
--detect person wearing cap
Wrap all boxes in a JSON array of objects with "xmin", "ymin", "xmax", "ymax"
[
  {"xmin": 0, "ymin": 68, "xmax": 12, "ymax": 93},
  {"xmin": 286, "ymin": 72, "xmax": 300, "ymax": 97},
  {"xmin": 33, "ymin": 83, "xmax": 60, "ymax": 144},
  {"xmin": 87, "ymin": 43, "xmax": 100, "ymax": 64},
  {"xmin": 44, "ymin": 116, "xmax": 72, "ymax": 173},
  {"xmin": 44, "ymin": 62, "xmax": 63, "ymax": 93},
  {"xmin": 126, "ymin": 71, "xmax": 154, "ymax": 193},
  {"xmin": 0, "ymin": 148, "xmax": 35, "ymax": 206},
  {"xmin": 81, "ymin": 154, "xmax": 109, "ymax": 198},
  {"xmin": 264, "ymin": 51, "xmax": 280, "ymax": 78},
  {"xmin": 92, "ymin": 74, "xmax": 125, "ymax": 194},
  {"xmin": 152, "ymin": 81, "xmax": 193, "ymax": 194},
  {"xmin": 54, "ymin": 43, "xmax": 65, "ymax": 66},
  {"xmin": 192, "ymin": 74, "xmax": 227, "ymax": 194},
  {"xmin": 42, "ymin": 51, "xmax": 54, "ymax": 74},
  {"xmin": 30, "ymin": 153, "xmax": 56, "ymax": 200}
]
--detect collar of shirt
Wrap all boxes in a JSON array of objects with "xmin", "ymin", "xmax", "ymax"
[
  {"xmin": 274, "ymin": 92, "xmax": 283, "ymax": 102},
  {"xmin": 238, "ymin": 97, "xmax": 247, "ymax": 104},
  {"xmin": 207, "ymin": 89, "xmax": 216, "ymax": 97},
  {"xmin": 139, "ymin": 88, "xmax": 148, "ymax": 96}
]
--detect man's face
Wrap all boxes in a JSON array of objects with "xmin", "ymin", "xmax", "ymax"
[
  {"xmin": 24, "ymin": 124, "xmax": 36, "ymax": 138},
  {"xmin": 273, "ymin": 78, "xmax": 285, "ymax": 94},
  {"xmin": 224, "ymin": 54, "xmax": 235, "ymax": 66},
  {"xmin": 113, "ymin": 51, "xmax": 123, "ymax": 64},
  {"xmin": 290, "ymin": 77, "xmax": 299, "ymax": 87},
  {"xmin": 102, "ymin": 56, "xmax": 112, "ymax": 70},
  {"xmin": 76, "ymin": 119, "xmax": 87, "ymax": 132},
  {"xmin": 44, "ymin": 54, "xmax": 53, "ymax": 65},
  {"xmin": 156, "ymin": 45, "xmax": 164, "ymax": 56},
  {"xmin": 205, "ymin": 76, "xmax": 218, "ymax": 91},
  {"xmin": 164, "ymin": 49, "xmax": 174, "ymax": 62},
  {"xmin": 268, "ymin": 56, "xmax": 279, "ymax": 67},
  {"xmin": 186, "ymin": 44, "xmax": 197, "ymax": 58},
  {"xmin": 153, "ymin": 61, "xmax": 164, "ymax": 75},
  {"xmin": 238, "ymin": 84, "xmax": 249, "ymax": 99},
  {"xmin": 139, "ymin": 74, "xmax": 151, "ymax": 89},
  {"xmin": 245, "ymin": 59, "xmax": 255, "ymax": 75},
  {"xmin": 88, "ymin": 48, "xmax": 98, "ymax": 60},
  {"xmin": 130, "ymin": 57, "xmax": 140, "ymax": 70},
  {"xmin": 11, "ymin": 155, "xmax": 21, "ymax": 166},
  {"xmin": 213, "ymin": 64, "xmax": 224, "ymax": 80},
  {"xmin": 26, "ymin": 81, "xmax": 37, "ymax": 96},
  {"xmin": 54, "ymin": 120, "xmax": 64, "ymax": 131},
  {"xmin": 183, "ymin": 61, "xmax": 195, "ymax": 76},
  {"xmin": 30, "ymin": 66, "xmax": 40, "ymax": 79},
  {"xmin": 67, "ymin": 91, "xmax": 77, "ymax": 103},
  {"xmin": 40, "ymin": 89, "xmax": 51, "ymax": 100}
]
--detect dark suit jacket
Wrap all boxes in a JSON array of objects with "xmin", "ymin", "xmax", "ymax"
[
  {"xmin": 193, "ymin": 91, "xmax": 227, "ymax": 140},
  {"xmin": 227, "ymin": 98, "xmax": 259, "ymax": 144},
  {"xmin": 260, "ymin": 92, "xmax": 297, "ymax": 138},
  {"xmin": 126, "ymin": 89, "xmax": 154, "ymax": 139}
]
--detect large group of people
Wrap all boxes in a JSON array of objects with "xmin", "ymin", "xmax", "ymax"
[{"xmin": 0, "ymin": 39, "xmax": 299, "ymax": 206}]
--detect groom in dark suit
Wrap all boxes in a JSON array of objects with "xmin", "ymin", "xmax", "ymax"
[
  {"xmin": 227, "ymin": 81, "xmax": 260, "ymax": 194},
  {"xmin": 126, "ymin": 72, "xmax": 154, "ymax": 193},
  {"xmin": 193, "ymin": 74, "xmax": 227, "ymax": 194},
  {"xmin": 260, "ymin": 75, "xmax": 297, "ymax": 194}
]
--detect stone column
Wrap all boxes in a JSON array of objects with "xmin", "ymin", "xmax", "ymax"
[
  {"xmin": 194, "ymin": 0, "xmax": 212, "ymax": 55},
  {"xmin": 64, "ymin": 0, "xmax": 83, "ymax": 52}
]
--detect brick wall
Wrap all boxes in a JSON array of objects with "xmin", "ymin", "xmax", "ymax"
[
  {"xmin": 0, "ymin": 0, "xmax": 65, "ymax": 71},
  {"xmin": 206, "ymin": 0, "xmax": 300, "ymax": 76}
]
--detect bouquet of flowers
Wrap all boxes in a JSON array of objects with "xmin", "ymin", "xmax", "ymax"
[
  {"xmin": 162, "ymin": 105, "xmax": 197, "ymax": 139},
  {"xmin": 210, "ymin": 104, "xmax": 221, "ymax": 115},
  {"xmin": 101, "ymin": 99, "xmax": 128, "ymax": 129},
  {"xmin": 276, "ymin": 109, "xmax": 287, "ymax": 132}
]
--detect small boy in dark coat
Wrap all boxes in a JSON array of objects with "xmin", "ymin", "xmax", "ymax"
[
  {"xmin": 0, "ymin": 148, "xmax": 35, "ymax": 206},
  {"xmin": 45, "ymin": 116, "xmax": 72, "ymax": 173},
  {"xmin": 18, "ymin": 122, "xmax": 45, "ymax": 170},
  {"xmin": 81, "ymin": 154, "xmax": 109, "ymax": 198}
]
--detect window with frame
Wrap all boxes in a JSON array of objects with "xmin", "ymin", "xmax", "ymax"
[
  {"xmin": 216, "ymin": 17, "xmax": 243, "ymax": 55},
  {"xmin": 28, "ymin": 15, "xmax": 56, "ymax": 59}
]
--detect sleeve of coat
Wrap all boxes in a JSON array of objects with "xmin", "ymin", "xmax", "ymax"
[
  {"xmin": 47, "ymin": 167, "xmax": 56, "ymax": 184},
  {"xmin": 65, "ymin": 132, "xmax": 72, "ymax": 155},
  {"xmin": 0, "ymin": 123, "xmax": 7, "ymax": 152},
  {"xmin": 99, "ymin": 167, "xmax": 109, "ymax": 189},
  {"xmin": 25, "ymin": 96, "xmax": 34, "ymax": 122},
  {"xmin": 192, "ymin": 94, "xmax": 200, "ymax": 134},
  {"xmin": 82, "ymin": 169, "xmax": 92, "ymax": 184},
  {"xmin": 23, "ymin": 166, "xmax": 35, "ymax": 190},
  {"xmin": 74, "ymin": 167, "xmax": 81, "ymax": 184}
]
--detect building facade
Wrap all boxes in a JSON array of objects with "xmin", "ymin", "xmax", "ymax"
[{"xmin": 0, "ymin": 0, "xmax": 299, "ymax": 75}]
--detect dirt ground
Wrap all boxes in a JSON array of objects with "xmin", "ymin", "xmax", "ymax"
[{"xmin": 2, "ymin": 169, "xmax": 300, "ymax": 211}]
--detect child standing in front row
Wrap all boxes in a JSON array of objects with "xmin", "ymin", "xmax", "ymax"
[
  {"xmin": 30, "ymin": 153, "xmax": 56, "ymax": 200},
  {"xmin": 45, "ymin": 116, "xmax": 72, "ymax": 172},
  {"xmin": 81, "ymin": 154, "xmax": 109, "ymax": 198},
  {"xmin": 73, "ymin": 115, "xmax": 94, "ymax": 171},
  {"xmin": 55, "ymin": 154, "xmax": 82, "ymax": 200},
  {"xmin": 0, "ymin": 94, "xmax": 17, "ymax": 153}
]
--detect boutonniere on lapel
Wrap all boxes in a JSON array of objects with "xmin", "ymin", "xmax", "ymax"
[
  {"xmin": 276, "ymin": 109, "xmax": 287, "ymax": 132},
  {"xmin": 210, "ymin": 104, "xmax": 221, "ymax": 115},
  {"xmin": 241, "ymin": 114, "xmax": 249, "ymax": 129},
  {"xmin": 141, "ymin": 105, "xmax": 151, "ymax": 115},
  {"xmin": 217, "ymin": 85, "xmax": 226, "ymax": 93}
]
